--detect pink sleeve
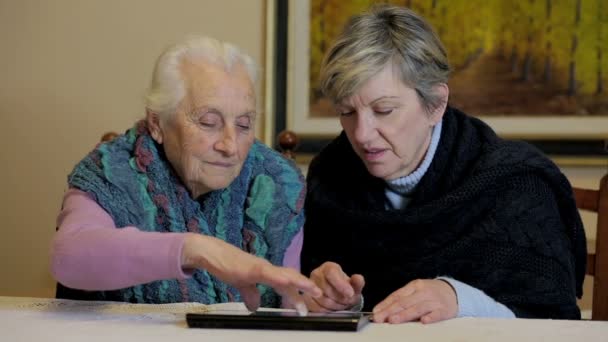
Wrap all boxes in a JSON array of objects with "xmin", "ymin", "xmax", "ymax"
[
  {"xmin": 280, "ymin": 228, "xmax": 304, "ymax": 309},
  {"xmin": 282, "ymin": 229, "xmax": 303, "ymax": 271},
  {"xmin": 50, "ymin": 189, "xmax": 190, "ymax": 290}
]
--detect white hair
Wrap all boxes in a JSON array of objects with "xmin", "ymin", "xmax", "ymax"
[{"xmin": 145, "ymin": 35, "xmax": 258, "ymax": 119}]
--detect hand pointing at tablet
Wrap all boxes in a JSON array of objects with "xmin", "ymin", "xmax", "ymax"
[{"xmin": 303, "ymin": 262, "xmax": 365, "ymax": 312}]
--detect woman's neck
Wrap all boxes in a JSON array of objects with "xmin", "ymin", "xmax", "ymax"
[{"xmin": 386, "ymin": 120, "xmax": 442, "ymax": 197}]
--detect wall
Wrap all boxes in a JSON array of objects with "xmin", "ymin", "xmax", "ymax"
[{"xmin": 0, "ymin": 0, "xmax": 266, "ymax": 297}]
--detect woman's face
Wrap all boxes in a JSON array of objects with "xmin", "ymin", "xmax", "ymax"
[
  {"xmin": 337, "ymin": 63, "xmax": 447, "ymax": 181},
  {"xmin": 148, "ymin": 61, "xmax": 256, "ymax": 198}
]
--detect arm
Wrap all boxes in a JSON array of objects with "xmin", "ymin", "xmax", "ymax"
[
  {"xmin": 52, "ymin": 189, "xmax": 319, "ymax": 310},
  {"xmin": 282, "ymin": 228, "xmax": 303, "ymax": 271},
  {"xmin": 51, "ymin": 189, "xmax": 190, "ymax": 290},
  {"xmin": 371, "ymin": 278, "xmax": 515, "ymax": 324},
  {"xmin": 437, "ymin": 277, "xmax": 515, "ymax": 318}
]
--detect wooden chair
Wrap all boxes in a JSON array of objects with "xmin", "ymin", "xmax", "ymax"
[
  {"xmin": 100, "ymin": 131, "xmax": 119, "ymax": 142},
  {"xmin": 277, "ymin": 130, "xmax": 299, "ymax": 160},
  {"xmin": 573, "ymin": 174, "xmax": 608, "ymax": 320}
]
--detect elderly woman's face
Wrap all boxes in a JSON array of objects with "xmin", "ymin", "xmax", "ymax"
[
  {"xmin": 150, "ymin": 61, "xmax": 256, "ymax": 198},
  {"xmin": 337, "ymin": 63, "xmax": 446, "ymax": 181}
]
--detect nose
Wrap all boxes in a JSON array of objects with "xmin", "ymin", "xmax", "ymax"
[
  {"xmin": 352, "ymin": 112, "xmax": 374, "ymax": 145},
  {"xmin": 215, "ymin": 125, "xmax": 237, "ymax": 156}
]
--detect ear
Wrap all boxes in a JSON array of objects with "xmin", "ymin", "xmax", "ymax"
[
  {"xmin": 146, "ymin": 109, "xmax": 164, "ymax": 144},
  {"xmin": 429, "ymin": 83, "xmax": 449, "ymax": 126}
]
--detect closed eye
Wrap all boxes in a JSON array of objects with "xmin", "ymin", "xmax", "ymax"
[
  {"xmin": 340, "ymin": 110, "xmax": 355, "ymax": 117},
  {"xmin": 236, "ymin": 115, "xmax": 252, "ymax": 131},
  {"xmin": 198, "ymin": 111, "xmax": 221, "ymax": 128},
  {"xmin": 200, "ymin": 121, "xmax": 218, "ymax": 128},
  {"xmin": 375, "ymin": 109, "xmax": 393, "ymax": 115}
]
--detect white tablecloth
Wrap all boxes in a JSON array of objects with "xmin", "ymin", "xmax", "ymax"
[{"xmin": 1, "ymin": 296, "xmax": 607, "ymax": 342}]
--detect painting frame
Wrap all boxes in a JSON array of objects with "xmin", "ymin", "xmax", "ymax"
[{"xmin": 271, "ymin": 0, "xmax": 608, "ymax": 162}]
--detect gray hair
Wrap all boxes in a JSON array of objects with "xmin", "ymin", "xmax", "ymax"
[
  {"xmin": 145, "ymin": 35, "xmax": 258, "ymax": 119},
  {"xmin": 319, "ymin": 5, "xmax": 450, "ymax": 113}
]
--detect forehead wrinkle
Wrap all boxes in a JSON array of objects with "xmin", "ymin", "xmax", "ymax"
[{"xmin": 180, "ymin": 60, "xmax": 256, "ymax": 118}]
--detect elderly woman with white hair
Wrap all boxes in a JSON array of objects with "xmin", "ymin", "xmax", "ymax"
[
  {"xmin": 50, "ymin": 36, "xmax": 321, "ymax": 311},
  {"xmin": 300, "ymin": 5, "xmax": 586, "ymax": 323}
]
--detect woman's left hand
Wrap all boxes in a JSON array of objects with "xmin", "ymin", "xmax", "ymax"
[{"xmin": 372, "ymin": 279, "xmax": 458, "ymax": 324}]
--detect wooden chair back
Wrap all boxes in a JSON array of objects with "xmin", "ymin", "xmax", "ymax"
[
  {"xmin": 277, "ymin": 130, "xmax": 299, "ymax": 160},
  {"xmin": 573, "ymin": 174, "xmax": 608, "ymax": 320}
]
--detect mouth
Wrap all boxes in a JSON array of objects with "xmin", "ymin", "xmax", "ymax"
[
  {"xmin": 361, "ymin": 148, "xmax": 387, "ymax": 162},
  {"xmin": 207, "ymin": 161, "xmax": 236, "ymax": 168}
]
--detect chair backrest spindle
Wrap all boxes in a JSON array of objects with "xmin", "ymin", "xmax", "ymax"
[{"xmin": 573, "ymin": 174, "xmax": 608, "ymax": 320}]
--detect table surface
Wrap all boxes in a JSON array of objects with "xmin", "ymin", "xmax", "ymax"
[{"xmin": 1, "ymin": 296, "xmax": 607, "ymax": 342}]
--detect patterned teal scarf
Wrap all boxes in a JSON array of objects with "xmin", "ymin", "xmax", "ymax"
[{"xmin": 67, "ymin": 121, "xmax": 305, "ymax": 307}]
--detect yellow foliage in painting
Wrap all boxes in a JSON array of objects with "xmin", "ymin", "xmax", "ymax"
[{"xmin": 309, "ymin": 0, "xmax": 606, "ymax": 97}]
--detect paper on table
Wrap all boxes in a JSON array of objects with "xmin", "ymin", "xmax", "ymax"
[{"xmin": 0, "ymin": 296, "xmax": 247, "ymax": 324}]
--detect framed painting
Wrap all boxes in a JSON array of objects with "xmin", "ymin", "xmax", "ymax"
[{"xmin": 272, "ymin": 0, "xmax": 608, "ymax": 161}]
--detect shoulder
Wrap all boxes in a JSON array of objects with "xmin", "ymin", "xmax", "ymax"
[
  {"xmin": 246, "ymin": 140, "xmax": 306, "ymax": 212},
  {"xmin": 442, "ymin": 107, "xmax": 558, "ymax": 175},
  {"xmin": 479, "ymin": 136, "xmax": 560, "ymax": 177},
  {"xmin": 247, "ymin": 140, "xmax": 304, "ymax": 185},
  {"xmin": 308, "ymin": 132, "xmax": 362, "ymax": 181}
]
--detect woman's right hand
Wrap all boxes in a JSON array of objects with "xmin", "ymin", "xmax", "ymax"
[
  {"xmin": 305, "ymin": 261, "xmax": 365, "ymax": 312},
  {"xmin": 181, "ymin": 233, "xmax": 321, "ymax": 311}
]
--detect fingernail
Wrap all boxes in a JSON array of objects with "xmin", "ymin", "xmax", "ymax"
[{"xmin": 295, "ymin": 302, "xmax": 308, "ymax": 317}]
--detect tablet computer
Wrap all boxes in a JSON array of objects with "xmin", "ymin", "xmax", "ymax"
[{"xmin": 186, "ymin": 310, "xmax": 370, "ymax": 331}]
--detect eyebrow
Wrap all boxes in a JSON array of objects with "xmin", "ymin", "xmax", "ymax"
[
  {"xmin": 339, "ymin": 96, "xmax": 399, "ymax": 108},
  {"xmin": 191, "ymin": 106, "xmax": 256, "ymax": 118},
  {"xmin": 369, "ymin": 96, "xmax": 399, "ymax": 105}
]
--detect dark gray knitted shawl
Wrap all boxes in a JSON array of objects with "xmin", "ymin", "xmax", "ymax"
[{"xmin": 302, "ymin": 107, "xmax": 586, "ymax": 319}]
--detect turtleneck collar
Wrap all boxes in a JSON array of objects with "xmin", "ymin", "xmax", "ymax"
[
  {"xmin": 384, "ymin": 120, "xmax": 442, "ymax": 210},
  {"xmin": 386, "ymin": 119, "xmax": 442, "ymax": 197}
]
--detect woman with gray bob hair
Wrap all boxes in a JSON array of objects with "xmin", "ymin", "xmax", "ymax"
[
  {"xmin": 301, "ymin": 5, "xmax": 585, "ymax": 324},
  {"xmin": 51, "ymin": 35, "xmax": 322, "ymax": 312},
  {"xmin": 319, "ymin": 5, "xmax": 449, "ymax": 114}
]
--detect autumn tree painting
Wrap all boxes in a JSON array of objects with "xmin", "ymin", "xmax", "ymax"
[{"xmin": 309, "ymin": 0, "xmax": 608, "ymax": 118}]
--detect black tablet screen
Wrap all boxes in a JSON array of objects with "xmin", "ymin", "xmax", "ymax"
[{"xmin": 186, "ymin": 310, "xmax": 370, "ymax": 331}]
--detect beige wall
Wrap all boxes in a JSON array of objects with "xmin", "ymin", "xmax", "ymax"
[{"xmin": 0, "ymin": 0, "xmax": 266, "ymax": 297}]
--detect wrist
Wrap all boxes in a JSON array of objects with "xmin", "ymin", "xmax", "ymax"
[{"xmin": 181, "ymin": 233, "xmax": 207, "ymax": 269}]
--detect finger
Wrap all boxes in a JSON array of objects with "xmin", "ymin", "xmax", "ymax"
[
  {"xmin": 373, "ymin": 289, "xmax": 422, "ymax": 323},
  {"xmin": 303, "ymin": 293, "xmax": 327, "ymax": 313},
  {"xmin": 420, "ymin": 309, "xmax": 444, "ymax": 324},
  {"xmin": 387, "ymin": 301, "xmax": 437, "ymax": 324},
  {"xmin": 372, "ymin": 301, "xmax": 404, "ymax": 323},
  {"xmin": 311, "ymin": 293, "xmax": 353, "ymax": 311},
  {"xmin": 350, "ymin": 274, "xmax": 365, "ymax": 295},
  {"xmin": 258, "ymin": 265, "xmax": 321, "ymax": 298},
  {"xmin": 308, "ymin": 273, "xmax": 334, "ymax": 299},
  {"xmin": 284, "ymin": 268, "xmax": 322, "ymax": 298},
  {"xmin": 373, "ymin": 284, "xmax": 416, "ymax": 313},
  {"xmin": 294, "ymin": 301, "xmax": 308, "ymax": 316},
  {"xmin": 326, "ymin": 269, "xmax": 355, "ymax": 297},
  {"xmin": 238, "ymin": 284, "xmax": 261, "ymax": 312},
  {"xmin": 275, "ymin": 285, "xmax": 309, "ymax": 316},
  {"xmin": 324, "ymin": 268, "xmax": 355, "ymax": 298}
]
